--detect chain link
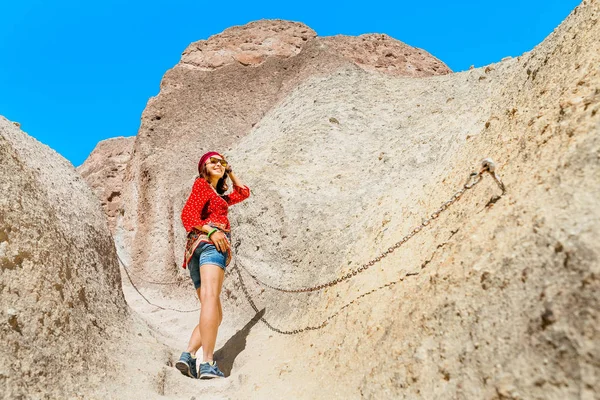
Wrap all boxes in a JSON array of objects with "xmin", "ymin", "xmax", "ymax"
[
  {"xmin": 236, "ymin": 262, "xmax": 412, "ymax": 334},
  {"xmin": 235, "ymin": 159, "xmax": 505, "ymax": 334},
  {"xmin": 116, "ymin": 252, "xmax": 183, "ymax": 285},
  {"xmin": 238, "ymin": 161, "xmax": 502, "ymax": 293},
  {"xmin": 117, "ymin": 253, "xmax": 200, "ymax": 313},
  {"xmin": 234, "ymin": 265, "xmax": 405, "ymax": 334}
]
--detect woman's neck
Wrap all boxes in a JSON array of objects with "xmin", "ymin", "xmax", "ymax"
[{"xmin": 208, "ymin": 177, "xmax": 219, "ymax": 189}]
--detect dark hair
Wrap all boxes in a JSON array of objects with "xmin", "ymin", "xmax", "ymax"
[{"xmin": 199, "ymin": 163, "xmax": 229, "ymax": 195}]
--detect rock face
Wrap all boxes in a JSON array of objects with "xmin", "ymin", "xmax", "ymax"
[
  {"xmin": 0, "ymin": 118, "xmax": 128, "ymax": 398},
  {"xmin": 181, "ymin": 20, "xmax": 316, "ymax": 69},
  {"xmin": 77, "ymin": 136, "xmax": 134, "ymax": 233},
  {"xmin": 179, "ymin": 19, "xmax": 449, "ymax": 77},
  {"xmin": 110, "ymin": 19, "xmax": 451, "ymax": 285},
  {"xmin": 79, "ymin": 7, "xmax": 599, "ymax": 399},
  {"xmin": 321, "ymin": 34, "xmax": 451, "ymax": 76},
  {"xmin": 218, "ymin": 4, "xmax": 600, "ymax": 394}
]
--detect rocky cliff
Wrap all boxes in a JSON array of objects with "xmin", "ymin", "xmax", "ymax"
[
  {"xmin": 216, "ymin": 5, "xmax": 600, "ymax": 396},
  {"xmin": 86, "ymin": 19, "xmax": 451, "ymax": 287},
  {"xmin": 77, "ymin": 136, "xmax": 134, "ymax": 232},
  {"xmin": 0, "ymin": 117, "xmax": 129, "ymax": 398},
  {"xmin": 31, "ymin": 3, "xmax": 600, "ymax": 398}
]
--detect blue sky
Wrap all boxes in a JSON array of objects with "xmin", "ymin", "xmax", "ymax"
[{"xmin": 0, "ymin": 0, "xmax": 581, "ymax": 166}]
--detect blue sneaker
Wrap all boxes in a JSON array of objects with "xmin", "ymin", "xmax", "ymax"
[
  {"xmin": 199, "ymin": 361, "xmax": 225, "ymax": 379},
  {"xmin": 175, "ymin": 352, "xmax": 198, "ymax": 379}
]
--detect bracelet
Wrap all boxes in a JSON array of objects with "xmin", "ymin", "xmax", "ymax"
[{"xmin": 207, "ymin": 228, "xmax": 218, "ymax": 239}]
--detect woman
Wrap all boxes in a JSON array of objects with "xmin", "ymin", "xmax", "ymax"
[{"xmin": 176, "ymin": 151, "xmax": 250, "ymax": 379}]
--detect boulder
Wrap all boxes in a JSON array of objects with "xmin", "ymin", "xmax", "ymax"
[{"xmin": 0, "ymin": 117, "xmax": 127, "ymax": 398}]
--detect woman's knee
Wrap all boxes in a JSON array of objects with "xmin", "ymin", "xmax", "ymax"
[{"xmin": 200, "ymin": 287, "xmax": 220, "ymax": 303}]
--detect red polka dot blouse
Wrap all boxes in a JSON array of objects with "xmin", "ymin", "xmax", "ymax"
[{"xmin": 180, "ymin": 177, "xmax": 250, "ymax": 268}]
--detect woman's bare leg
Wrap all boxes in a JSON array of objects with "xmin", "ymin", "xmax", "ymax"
[
  {"xmin": 185, "ymin": 286, "xmax": 222, "ymax": 354},
  {"xmin": 218, "ymin": 298, "xmax": 223, "ymax": 326},
  {"xmin": 199, "ymin": 264, "xmax": 225, "ymax": 363},
  {"xmin": 185, "ymin": 288, "xmax": 203, "ymax": 354}
]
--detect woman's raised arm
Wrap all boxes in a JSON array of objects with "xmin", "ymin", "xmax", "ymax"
[{"xmin": 224, "ymin": 170, "xmax": 250, "ymax": 206}]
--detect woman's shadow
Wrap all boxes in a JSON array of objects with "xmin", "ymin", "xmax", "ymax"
[{"xmin": 213, "ymin": 308, "xmax": 265, "ymax": 377}]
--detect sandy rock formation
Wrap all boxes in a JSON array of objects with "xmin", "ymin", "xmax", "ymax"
[
  {"xmin": 110, "ymin": 19, "xmax": 451, "ymax": 286},
  {"xmin": 180, "ymin": 19, "xmax": 449, "ymax": 77},
  {"xmin": 76, "ymin": 4, "xmax": 599, "ymax": 399},
  {"xmin": 220, "ymin": 3, "xmax": 599, "ymax": 398},
  {"xmin": 181, "ymin": 20, "xmax": 316, "ymax": 69},
  {"xmin": 0, "ymin": 120, "xmax": 184, "ymax": 399},
  {"xmin": 0, "ymin": 118, "xmax": 129, "ymax": 398},
  {"xmin": 77, "ymin": 136, "xmax": 134, "ymax": 233},
  {"xmin": 321, "ymin": 34, "xmax": 451, "ymax": 77}
]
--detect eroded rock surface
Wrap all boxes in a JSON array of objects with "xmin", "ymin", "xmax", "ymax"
[
  {"xmin": 108, "ymin": 19, "xmax": 451, "ymax": 287},
  {"xmin": 181, "ymin": 20, "xmax": 316, "ymax": 69},
  {"xmin": 0, "ymin": 118, "xmax": 128, "ymax": 398},
  {"xmin": 221, "ymin": 4, "xmax": 600, "ymax": 398},
  {"xmin": 76, "ymin": 5, "xmax": 599, "ymax": 399},
  {"xmin": 78, "ymin": 136, "xmax": 134, "ymax": 233},
  {"xmin": 180, "ymin": 19, "xmax": 450, "ymax": 77},
  {"xmin": 321, "ymin": 34, "xmax": 451, "ymax": 77}
]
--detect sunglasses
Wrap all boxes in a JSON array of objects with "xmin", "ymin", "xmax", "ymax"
[{"xmin": 208, "ymin": 157, "xmax": 228, "ymax": 168}]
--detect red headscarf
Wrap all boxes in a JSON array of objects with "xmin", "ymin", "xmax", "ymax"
[{"xmin": 198, "ymin": 151, "xmax": 223, "ymax": 175}]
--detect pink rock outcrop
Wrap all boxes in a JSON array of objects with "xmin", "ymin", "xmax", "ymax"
[
  {"xmin": 321, "ymin": 34, "xmax": 451, "ymax": 77},
  {"xmin": 78, "ymin": 136, "xmax": 134, "ymax": 233},
  {"xmin": 181, "ymin": 20, "xmax": 315, "ymax": 69},
  {"xmin": 180, "ymin": 19, "xmax": 450, "ymax": 77}
]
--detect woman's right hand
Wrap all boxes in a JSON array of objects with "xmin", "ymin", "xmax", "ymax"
[{"xmin": 210, "ymin": 230, "xmax": 230, "ymax": 253}]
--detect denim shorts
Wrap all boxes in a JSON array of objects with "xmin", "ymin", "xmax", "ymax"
[{"xmin": 188, "ymin": 242, "xmax": 227, "ymax": 289}]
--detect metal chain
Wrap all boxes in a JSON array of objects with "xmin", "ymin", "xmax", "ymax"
[
  {"xmin": 237, "ymin": 158, "xmax": 505, "ymax": 293},
  {"xmin": 235, "ymin": 158, "xmax": 506, "ymax": 334},
  {"xmin": 117, "ymin": 253, "xmax": 200, "ymax": 313},
  {"xmin": 235, "ymin": 261, "xmax": 410, "ymax": 334},
  {"xmin": 114, "ymin": 158, "xmax": 504, "ymax": 322},
  {"xmin": 115, "ymin": 250, "xmax": 182, "ymax": 285}
]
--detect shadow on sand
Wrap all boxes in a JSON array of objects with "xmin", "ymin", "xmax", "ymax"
[{"xmin": 214, "ymin": 308, "xmax": 265, "ymax": 377}]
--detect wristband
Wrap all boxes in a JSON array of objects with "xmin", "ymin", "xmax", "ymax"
[{"xmin": 207, "ymin": 228, "xmax": 218, "ymax": 239}]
